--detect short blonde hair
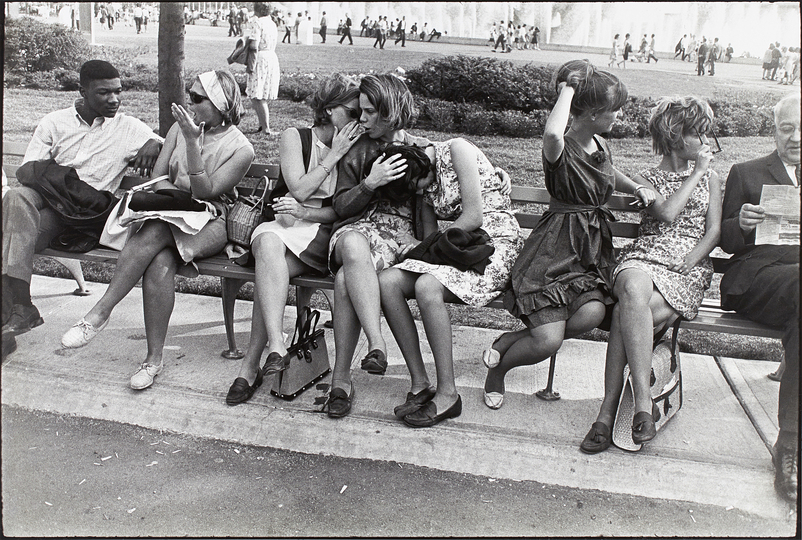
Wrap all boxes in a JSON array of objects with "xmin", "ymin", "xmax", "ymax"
[
  {"xmin": 649, "ymin": 96, "xmax": 714, "ymax": 155},
  {"xmin": 360, "ymin": 74, "xmax": 416, "ymax": 131}
]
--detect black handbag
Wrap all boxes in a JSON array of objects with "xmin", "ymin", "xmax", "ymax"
[{"xmin": 270, "ymin": 307, "xmax": 331, "ymax": 400}]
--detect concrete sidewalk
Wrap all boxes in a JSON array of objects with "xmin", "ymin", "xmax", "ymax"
[{"xmin": 1, "ymin": 276, "xmax": 795, "ymax": 527}]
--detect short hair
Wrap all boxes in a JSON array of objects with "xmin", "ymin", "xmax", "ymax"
[
  {"xmin": 555, "ymin": 59, "xmax": 628, "ymax": 117},
  {"xmin": 203, "ymin": 70, "xmax": 244, "ymax": 125},
  {"xmin": 79, "ymin": 60, "xmax": 120, "ymax": 87},
  {"xmin": 253, "ymin": 2, "xmax": 271, "ymax": 17},
  {"xmin": 359, "ymin": 74, "xmax": 416, "ymax": 131},
  {"xmin": 773, "ymin": 93, "xmax": 801, "ymax": 128},
  {"xmin": 648, "ymin": 96, "xmax": 714, "ymax": 156},
  {"xmin": 308, "ymin": 74, "xmax": 360, "ymax": 126}
]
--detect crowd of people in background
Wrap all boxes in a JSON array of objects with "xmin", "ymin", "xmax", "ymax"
[{"xmin": 489, "ymin": 21, "xmax": 541, "ymax": 53}]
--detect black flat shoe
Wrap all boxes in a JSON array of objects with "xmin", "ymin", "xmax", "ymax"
[
  {"xmin": 580, "ymin": 421, "xmax": 612, "ymax": 454},
  {"xmin": 324, "ymin": 385, "xmax": 354, "ymax": 418},
  {"xmin": 403, "ymin": 395, "xmax": 462, "ymax": 428},
  {"xmin": 226, "ymin": 369, "xmax": 264, "ymax": 406},
  {"xmin": 632, "ymin": 405, "xmax": 657, "ymax": 444},
  {"xmin": 360, "ymin": 349, "xmax": 387, "ymax": 375},
  {"xmin": 262, "ymin": 351, "xmax": 286, "ymax": 375},
  {"xmin": 393, "ymin": 386, "xmax": 436, "ymax": 418}
]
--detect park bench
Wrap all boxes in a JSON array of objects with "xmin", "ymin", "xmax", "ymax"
[{"xmin": 3, "ymin": 139, "xmax": 783, "ymax": 395}]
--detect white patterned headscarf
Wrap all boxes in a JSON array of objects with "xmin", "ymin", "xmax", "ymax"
[{"xmin": 198, "ymin": 71, "xmax": 229, "ymax": 115}]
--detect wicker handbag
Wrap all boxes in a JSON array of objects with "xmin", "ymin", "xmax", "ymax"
[{"xmin": 226, "ymin": 176, "xmax": 269, "ymax": 247}]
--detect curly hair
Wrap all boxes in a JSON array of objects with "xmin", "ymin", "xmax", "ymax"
[
  {"xmin": 359, "ymin": 74, "xmax": 416, "ymax": 131},
  {"xmin": 555, "ymin": 59, "xmax": 628, "ymax": 117},
  {"xmin": 308, "ymin": 74, "xmax": 360, "ymax": 127},
  {"xmin": 648, "ymin": 96, "xmax": 714, "ymax": 155}
]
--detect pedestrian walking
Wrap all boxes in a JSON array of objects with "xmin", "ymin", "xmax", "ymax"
[
  {"xmin": 647, "ymin": 34, "xmax": 659, "ymax": 63},
  {"xmin": 395, "ymin": 16, "xmax": 406, "ymax": 47},
  {"xmin": 339, "ymin": 14, "xmax": 353, "ymax": 45},
  {"xmin": 319, "ymin": 12, "xmax": 327, "ymax": 43},
  {"xmin": 282, "ymin": 13, "xmax": 292, "ymax": 44}
]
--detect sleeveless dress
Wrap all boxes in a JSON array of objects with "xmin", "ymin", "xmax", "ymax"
[
  {"xmin": 614, "ymin": 167, "xmax": 714, "ymax": 320},
  {"xmin": 392, "ymin": 140, "xmax": 524, "ymax": 307},
  {"xmin": 250, "ymin": 128, "xmax": 336, "ymax": 274},
  {"xmin": 247, "ymin": 16, "xmax": 280, "ymax": 101},
  {"xmin": 504, "ymin": 135, "xmax": 616, "ymax": 327}
]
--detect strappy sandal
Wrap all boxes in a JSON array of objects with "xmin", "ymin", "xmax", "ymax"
[{"xmin": 360, "ymin": 349, "xmax": 387, "ymax": 375}]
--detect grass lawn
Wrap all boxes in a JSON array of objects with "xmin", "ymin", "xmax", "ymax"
[{"xmin": 3, "ymin": 27, "xmax": 788, "ymax": 361}]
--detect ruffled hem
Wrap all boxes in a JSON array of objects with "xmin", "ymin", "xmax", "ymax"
[{"xmin": 504, "ymin": 274, "xmax": 610, "ymax": 318}]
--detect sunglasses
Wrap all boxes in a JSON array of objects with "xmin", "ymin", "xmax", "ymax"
[
  {"xmin": 188, "ymin": 91, "xmax": 209, "ymax": 105},
  {"xmin": 341, "ymin": 105, "xmax": 360, "ymax": 119},
  {"xmin": 695, "ymin": 128, "xmax": 722, "ymax": 154}
]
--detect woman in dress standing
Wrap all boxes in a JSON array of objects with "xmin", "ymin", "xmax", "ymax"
[
  {"xmin": 482, "ymin": 60, "xmax": 655, "ymax": 411},
  {"xmin": 247, "ymin": 2, "xmax": 280, "ymax": 135},
  {"xmin": 226, "ymin": 74, "xmax": 364, "ymax": 404},
  {"xmin": 608, "ymin": 34, "xmax": 621, "ymax": 67},
  {"xmin": 580, "ymin": 96, "xmax": 721, "ymax": 452},
  {"xmin": 380, "ymin": 139, "xmax": 524, "ymax": 427},
  {"xmin": 323, "ymin": 74, "xmax": 431, "ymax": 419},
  {"xmin": 62, "ymin": 70, "xmax": 254, "ymax": 390}
]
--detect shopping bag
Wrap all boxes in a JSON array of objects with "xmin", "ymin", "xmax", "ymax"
[
  {"xmin": 270, "ymin": 307, "xmax": 331, "ymax": 400},
  {"xmin": 226, "ymin": 176, "xmax": 270, "ymax": 247},
  {"xmin": 612, "ymin": 318, "xmax": 683, "ymax": 451}
]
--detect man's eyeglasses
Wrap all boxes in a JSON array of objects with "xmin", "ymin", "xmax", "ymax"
[
  {"xmin": 341, "ymin": 106, "xmax": 360, "ymax": 119},
  {"xmin": 696, "ymin": 128, "xmax": 722, "ymax": 154},
  {"xmin": 188, "ymin": 91, "xmax": 209, "ymax": 105}
]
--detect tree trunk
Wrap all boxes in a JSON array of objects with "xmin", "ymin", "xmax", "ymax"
[{"xmin": 158, "ymin": 2, "xmax": 185, "ymax": 137}]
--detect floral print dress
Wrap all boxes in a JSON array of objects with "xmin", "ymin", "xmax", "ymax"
[
  {"xmin": 392, "ymin": 140, "xmax": 524, "ymax": 307},
  {"xmin": 614, "ymin": 167, "xmax": 714, "ymax": 320}
]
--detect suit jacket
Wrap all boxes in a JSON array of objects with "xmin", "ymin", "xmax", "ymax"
[{"xmin": 719, "ymin": 150, "xmax": 800, "ymax": 305}]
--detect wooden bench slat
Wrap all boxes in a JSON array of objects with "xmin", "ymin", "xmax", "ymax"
[{"xmin": 2, "ymin": 141, "xmax": 28, "ymax": 157}]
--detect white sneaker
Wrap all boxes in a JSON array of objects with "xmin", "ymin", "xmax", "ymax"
[
  {"xmin": 130, "ymin": 362, "xmax": 163, "ymax": 390},
  {"xmin": 61, "ymin": 317, "xmax": 109, "ymax": 348}
]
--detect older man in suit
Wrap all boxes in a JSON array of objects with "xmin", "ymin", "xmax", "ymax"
[{"xmin": 719, "ymin": 93, "xmax": 800, "ymax": 503}]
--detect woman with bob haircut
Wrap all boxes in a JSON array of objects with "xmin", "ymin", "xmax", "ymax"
[
  {"xmin": 226, "ymin": 73, "xmax": 364, "ymax": 405},
  {"xmin": 62, "ymin": 70, "xmax": 254, "ymax": 391},
  {"xmin": 580, "ymin": 95, "xmax": 721, "ymax": 453},
  {"xmin": 323, "ymin": 73, "xmax": 432, "ymax": 418},
  {"xmin": 482, "ymin": 60, "xmax": 656, "ymax": 411}
]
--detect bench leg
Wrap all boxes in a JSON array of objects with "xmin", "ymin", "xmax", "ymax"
[
  {"xmin": 535, "ymin": 354, "xmax": 561, "ymax": 401},
  {"xmin": 221, "ymin": 277, "xmax": 248, "ymax": 359}
]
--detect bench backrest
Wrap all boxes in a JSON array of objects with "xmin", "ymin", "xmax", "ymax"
[{"xmin": 2, "ymin": 140, "xmax": 28, "ymax": 181}]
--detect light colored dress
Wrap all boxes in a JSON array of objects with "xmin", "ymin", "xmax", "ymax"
[
  {"xmin": 247, "ymin": 16, "xmax": 280, "ymax": 101},
  {"xmin": 250, "ymin": 128, "xmax": 336, "ymax": 273},
  {"xmin": 392, "ymin": 140, "xmax": 523, "ymax": 307},
  {"xmin": 614, "ymin": 167, "xmax": 714, "ymax": 320}
]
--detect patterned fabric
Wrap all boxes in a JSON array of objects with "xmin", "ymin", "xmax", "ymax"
[
  {"xmin": 504, "ymin": 135, "xmax": 617, "ymax": 326},
  {"xmin": 392, "ymin": 140, "xmax": 523, "ymax": 307},
  {"xmin": 614, "ymin": 167, "xmax": 714, "ymax": 320},
  {"xmin": 246, "ymin": 16, "xmax": 280, "ymax": 100},
  {"xmin": 22, "ymin": 99, "xmax": 163, "ymax": 192}
]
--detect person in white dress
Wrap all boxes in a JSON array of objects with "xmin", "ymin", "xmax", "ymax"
[{"xmin": 246, "ymin": 2, "xmax": 280, "ymax": 135}]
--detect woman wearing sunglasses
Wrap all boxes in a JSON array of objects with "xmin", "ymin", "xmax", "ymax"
[
  {"xmin": 61, "ymin": 70, "xmax": 254, "ymax": 391},
  {"xmin": 581, "ymin": 95, "xmax": 722, "ymax": 453},
  {"xmin": 226, "ymin": 73, "xmax": 364, "ymax": 404}
]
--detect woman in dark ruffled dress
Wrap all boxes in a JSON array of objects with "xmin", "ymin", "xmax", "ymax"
[{"xmin": 481, "ymin": 60, "xmax": 656, "ymax": 411}]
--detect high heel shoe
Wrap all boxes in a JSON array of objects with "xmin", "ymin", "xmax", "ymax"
[
  {"xmin": 483, "ymin": 390, "xmax": 504, "ymax": 410},
  {"xmin": 226, "ymin": 368, "xmax": 264, "ymax": 405}
]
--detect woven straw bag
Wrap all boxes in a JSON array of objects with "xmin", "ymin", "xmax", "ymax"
[{"xmin": 227, "ymin": 176, "xmax": 269, "ymax": 247}]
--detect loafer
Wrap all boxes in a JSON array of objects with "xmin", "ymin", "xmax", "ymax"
[
  {"xmin": 360, "ymin": 349, "xmax": 387, "ymax": 375},
  {"xmin": 61, "ymin": 317, "xmax": 109, "ymax": 348},
  {"xmin": 580, "ymin": 421, "xmax": 612, "ymax": 454},
  {"xmin": 262, "ymin": 351, "xmax": 286, "ymax": 375},
  {"xmin": 403, "ymin": 395, "xmax": 462, "ymax": 428},
  {"xmin": 226, "ymin": 368, "xmax": 265, "ymax": 405},
  {"xmin": 482, "ymin": 347, "xmax": 501, "ymax": 369},
  {"xmin": 324, "ymin": 385, "xmax": 354, "ymax": 418},
  {"xmin": 632, "ymin": 410, "xmax": 657, "ymax": 444},
  {"xmin": 394, "ymin": 386, "xmax": 436, "ymax": 418},
  {"xmin": 483, "ymin": 390, "xmax": 504, "ymax": 410},
  {"xmin": 130, "ymin": 361, "xmax": 163, "ymax": 390},
  {"xmin": 2, "ymin": 304, "xmax": 44, "ymax": 337},
  {"xmin": 773, "ymin": 443, "xmax": 798, "ymax": 502}
]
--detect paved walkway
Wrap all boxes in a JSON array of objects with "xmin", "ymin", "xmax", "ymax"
[{"xmin": 1, "ymin": 276, "xmax": 795, "ymax": 527}]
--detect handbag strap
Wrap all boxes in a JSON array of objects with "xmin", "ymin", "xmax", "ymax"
[
  {"xmin": 288, "ymin": 306, "xmax": 320, "ymax": 347},
  {"xmin": 252, "ymin": 175, "xmax": 269, "ymax": 211}
]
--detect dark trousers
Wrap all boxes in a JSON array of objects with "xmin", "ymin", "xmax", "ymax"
[
  {"xmin": 134, "ymin": 16, "xmax": 142, "ymax": 33},
  {"xmin": 339, "ymin": 27, "xmax": 352, "ymax": 44},
  {"xmin": 319, "ymin": 26, "xmax": 327, "ymax": 42},
  {"xmin": 228, "ymin": 20, "xmax": 236, "ymax": 36},
  {"xmin": 724, "ymin": 262, "xmax": 799, "ymax": 439},
  {"xmin": 395, "ymin": 30, "xmax": 405, "ymax": 46},
  {"xmin": 494, "ymin": 35, "xmax": 505, "ymax": 50},
  {"xmin": 697, "ymin": 56, "xmax": 706, "ymax": 75},
  {"xmin": 708, "ymin": 57, "xmax": 716, "ymax": 75},
  {"xmin": 282, "ymin": 28, "xmax": 292, "ymax": 43},
  {"xmin": 428, "ymin": 31, "xmax": 441, "ymax": 41}
]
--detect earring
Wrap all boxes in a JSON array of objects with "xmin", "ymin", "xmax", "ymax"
[{"xmin": 591, "ymin": 115, "xmax": 597, "ymax": 121}]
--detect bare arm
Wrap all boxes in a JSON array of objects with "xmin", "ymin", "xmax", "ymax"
[
  {"xmin": 668, "ymin": 170, "xmax": 722, "ymax": 275},
  {"xmin": 648, "ymin": 145, "xmax": 713, "ymax": 222},
  {"xmin": 542, "ymin": 84, "xmax": 573, "ymax": 164},
  {"xmin": 446, "ymin": 138, "xmax": 483, "ymax": 232},
  {"xmin": 614, "ymin": 167, "xmax": 657, "ymax": 207}
]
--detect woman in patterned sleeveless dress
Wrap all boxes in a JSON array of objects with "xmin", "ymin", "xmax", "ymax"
[
  {"xmin": 581, "ymin": 96, "xmax": 722, "ymax": 453},
  {"xmin": 226, "ymin": 74, "xmax": 364, "ymax": 405},
  {"xmin": 380, "ymin": 138, "xmax": 524, "ymax": 427},
  {"xmin": 482, "ymin": 60, "xmax": 656, "ymax": 411},
  {"xmin": 246, "ymin": 3, "xmax": 280, "ymax": 134}
]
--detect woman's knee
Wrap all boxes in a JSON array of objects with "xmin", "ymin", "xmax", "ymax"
[
  {"xmin": 614, "ymin": 270, "xmax": 652, "ymax": 305},
  {"xmin": 334, "ymin": 232, "xmax": 369, "ymax": 266},
  {"xmin": 378, "ymin": 268, "xmax": 406, "ymax": 294},
  {"xmin": 252, "ymin": 232, "xmax": 286, "ymax": 262},
  {"xmin": 414, "ymin": 275, "xmax": 445, "ymax": 309}
]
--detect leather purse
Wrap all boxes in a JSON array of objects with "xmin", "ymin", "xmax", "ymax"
[
  {"xmin": 270, "ymin": 307, "xmax": 331, "ymax": 400},
  {"xmin": 612, "ymin": 318, "xmax": 683, "ymax": 451}
]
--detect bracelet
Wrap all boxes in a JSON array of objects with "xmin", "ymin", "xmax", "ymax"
[
  {"xmin": 189, "ymin": 169, "xmax": 206, "ymax": 176},
  {"xmin": 634, "ymin": 185, "xmax": 648, "ymax": 194},
  {"xmin": 320, "ymin": 163, "xmax": 331, "ymax": 175}
]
